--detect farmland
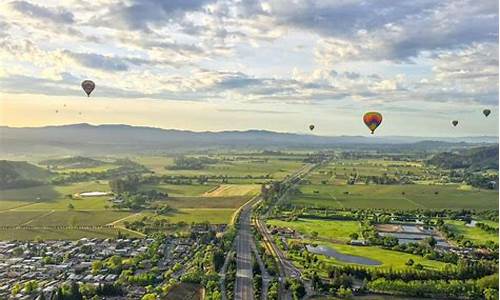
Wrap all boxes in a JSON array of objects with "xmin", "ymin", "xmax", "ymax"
[
  {"xmin": 291, "ymin": 183, "xmax": 498, "ymax": 209},
  {"xmin": 267, "ymin": 218, "xmax": 360, "ymax": 242},
  {"xmin": 0, "ymin": 153, "xmax": 305, "ymax": 239}
]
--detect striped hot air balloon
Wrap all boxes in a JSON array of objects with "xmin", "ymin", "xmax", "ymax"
[{"xmin": 363, "ymin": 112, "xmax": 383, "ymax": 134}]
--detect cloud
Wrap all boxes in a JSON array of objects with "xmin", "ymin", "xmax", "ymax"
[
  {"xmin": 8, "ymin": 1, "xmax": 74, "ymax": 24},
  {"xmin": 92, "ymin": 0, "xmax": 214, "ymax": 31}
]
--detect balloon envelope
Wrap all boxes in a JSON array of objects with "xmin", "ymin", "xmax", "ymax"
[
  {"xmin": 483, "ymin": 109, "xmax": 491, "ymax": 117},
  {"xmin": 309, "ymin": 124, "xmax": 315, "ymax": 131},
  {"xmin": 452, "ymin": 120, "xmax": 458, "ymax": 127},
  {"xmin": 81, "ymin": 80, "xmax": 95, "ymax": 97},
  {"xmin": 363, "ymin": 112, "xmax": 383, "ymax": 134}
]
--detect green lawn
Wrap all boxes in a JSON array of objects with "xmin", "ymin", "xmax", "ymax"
[
  {"xmin": 267, "ymin": 218, "xmax": 360, "ymax": 242},
  {"xmin": 291, "ymin": 184, "xmax": 498, "ymax": 209},
  {"xmin": 445, "ymin": 220, "xmax": 499, "ymax": 244}
]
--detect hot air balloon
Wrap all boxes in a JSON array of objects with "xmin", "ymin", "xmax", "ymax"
[
  {"xmin": 452, "ymin": 120, "xmax": 458, "ymax": 127},
  {"xmin": 81, "ymin": 80, "xmax": 95, "ymax": 97},
  {"xmin": 483, "ymin": 109, "xmax": 491, "ymax": 117},
  {"xmin": 55, "ymin": 110, "xmax": 59, "ymax": 113},
  {"xmin": 309, "ymin": 124, "xmax": 315, "ymax": 131},
  {"xmin": 363, "ymin": 112, "xmax": 383, "ymax": 134}
]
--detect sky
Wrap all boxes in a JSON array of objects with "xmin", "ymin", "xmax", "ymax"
[{"xmin": 0, "ymin": 0, "xmax": 498, "ymax": 137}]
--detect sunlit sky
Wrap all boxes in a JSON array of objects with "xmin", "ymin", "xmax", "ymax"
[{"xmin": 0, "ymin": 0, "xmax": 498, "ymax": 136}]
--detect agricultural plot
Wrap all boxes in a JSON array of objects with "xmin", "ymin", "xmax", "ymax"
[
  {"xmin": 0, "ymin": 228, "xmax": 142, "ymax": 240},
  {"xmin": 308, "ymin": 159, "xmax": 430, "ymax": 185},
  {"xmin": 117, "ymin": 208, "xmax": 235, "ymax": 225},
  {"xmin": 267, "ymin": 218, "xmax": 360, "ymax": 242},
  {"xmin": 291, "ymin": 184, "xmax": 498, "ymax": 209},
  {"xmin": 202, "ymin": 184, "xmax": 260, "ymax": 197},
  {"xmin": 160, "ymin": 196, "xmax": 250, "ymax": 209},
  {"xmin": 445, "ymin": 220, "xmax": 499, "ymax": 244},
  {"xmin": 140, "ymin": 184, "xmax": 216, "ymax": 196},
  {"xmin": 137, "ymin": 155, "xmax": 304, "ymax": 180}
]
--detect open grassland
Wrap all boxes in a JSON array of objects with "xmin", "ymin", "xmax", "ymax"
[
  {"xmin": 117, "ymin": 208, "xmax": 235, "ymax": 225},
  {"xmin": 445, "ymin": 220, "xmax": 499, "ymax": 243},
  {"xmin": 140, "ymin": 184, "xmax": 216, "ymax": 196},
  {"xmin": 267, "ymin": 218, "xmax": 360, "ymax": 242},
  {"xmin": 160, "ymin": 196, "xmax": 250, "ymax": 209},
  {"xmin": 134, "ymin": 155, "xmax": 304, "ymax": 180},
  {"xmin": 51, "ymin": 163, "xmax": 119, "ymax": 173},
  {"xmin": 289, "ymin": 240, "xmax": 446, "ymax": 271},
  {"xmin": 307, "ymin": 159, "xmax": 430, "ymax": 185},
  {"xmin": 0, "ymin": 227, "xmax": 142, "ymax": 241},
  {"xmin": 0, "ymin": 181, "xmax": 111, "ymax": 211},
  {"xmin": 132, "ymin": 156, "xmax": 174, "ymax": 174},
  {"xmin": 202, "ymin": 184, "xmax": 260, "ymax": 197},
  {"xmin": 291, "ymin": 184, "xmax": 498, "ymax": 209}
]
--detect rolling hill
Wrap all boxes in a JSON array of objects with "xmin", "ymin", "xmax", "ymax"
[
  {"xmin": 0, "ymin": 123, "xmax": 497, "ymax": 155},
  {"xmin": 0, "ymin": 160, "xmax": 52, "ymax": 189},
  {"xmin": 427, "ymin": 146, "xmax": 499, "ymax": 171}
]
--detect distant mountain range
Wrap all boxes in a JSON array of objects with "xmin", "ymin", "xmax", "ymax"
[{"xmin": 0, "ymin": 123, "xmax": 497, "ymax": 155}]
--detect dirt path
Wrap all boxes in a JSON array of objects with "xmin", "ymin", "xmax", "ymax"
[
  {"xmin": 21, "ymin": 210, "xmax": 55, "ymax": 226},
  {"xmin": 107, "ymin": 212, "xmax": 142, "ymax": 226}
]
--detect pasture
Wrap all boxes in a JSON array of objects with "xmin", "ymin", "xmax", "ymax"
[
  {"xmin": 289, "ymin": 240, "xmax": 446, "ymax": 270},
  {"xmin": 307, "ymin": 159, "xmax": 431, "ymax": 185},
  {"xmin": 291, "ymin": 184, "xmax": 498, "ymax": 209},
  {"xmin": 140, "ymin": 184, "xmax": 216, "ymax": 196},
  {"xmin": 445, "ymin": 220, "xmax": 499, "ymax": 244},
  {"xmin": 267, "ymin": 218, "xmax": 360, "ymax": 242},
  {"xmin": 134, "ymin": 155, "xmax": 305, "ymax": 180},
  {"xmin": 116, "ymin": 208, "xmax": 235, "ymax": 225}
]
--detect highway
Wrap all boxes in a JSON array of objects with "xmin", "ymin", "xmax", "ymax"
[
  {"xmin": 234, "ymin": 196, "xmax": 260, "ymax": 300},
  {"xmin": 234, "ymin": 161, "xmax": 320, "ymax": 300}
]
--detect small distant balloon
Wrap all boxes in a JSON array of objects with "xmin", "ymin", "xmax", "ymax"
[
  {"xmin": 81, "ymin": 80, "xmax": 95, "ymax": 97},
  {"xmin": 55, "ymin": 110, "xmax": 58, "ymax": 113},
  {"xmin": 363, "ymin": 112, "xmax": 383, "ymax": 134},
  {"xmin": 309, "ymin": 124, "xmax": 315, "ymax": 131},
  {"xmin": 483, "ymin": 109, "xmax": 491, "ymax": 117},
  {"xmin": 63, "ymin": 104, "xmax": 66, "ymax": 107},
  {"xmin": 452, "ymin": 120, "xmax": 458, "ymax": 127},
  {"xmin": 79, "ymin": 112, "xmax": 82, "ymax": 115}
]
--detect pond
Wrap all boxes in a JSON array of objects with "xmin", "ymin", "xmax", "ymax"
[{"xmin": 306, "ymin": 244, "xmax": 382, "ymax": 266}]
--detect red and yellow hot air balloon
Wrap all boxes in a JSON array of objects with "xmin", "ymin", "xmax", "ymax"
[{"xmin": 363, "ymin": 112, "xmax": 383, "ymax": 134}]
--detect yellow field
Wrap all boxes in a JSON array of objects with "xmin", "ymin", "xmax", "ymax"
[{"xmin": 202, "ymin": 184, "xmax": 260, "ymax": 197}]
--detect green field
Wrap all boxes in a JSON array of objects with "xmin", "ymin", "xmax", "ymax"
[
  {"xmin": 445, "ymin": 220, "xmax": 499, "ymax": 244},
  {"xmin": 308, "ymin": 159, "xmax": 431, "ymax": 185},
  {"xmin": 0, "ymin": 228, "xmax": 142, "ymax": 240},
  {"xmin": 160, "ymin": 196, "xmax": 250, "ymax": 209},
  {"xmin": 133, "ymin": 155, "xmax": 304, "ymax": 180},
  {"xmin": 288, "ymin": 240, "xmax": 446, "ymax": 272},
  {"xmin": 267, "ymin": 218, "xmax": 360, "ymax": 242},
  {"xmin": 117, "ymin": 208, "xmax": 235, "ymax": 225},
  {"xmin": 291, "ymin": 184, "xmax": 498, "ymax": 209},
  {"xmin": 140, "ymin": 184, "xmax": 216, "ymax": 196}
]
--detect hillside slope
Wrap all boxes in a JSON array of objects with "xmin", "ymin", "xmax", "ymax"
[
  {"xmin": 427, "ymin": 146, "xmax": 499, "ymax": 171},
  {"xmin": 0, "ymin": 160, "xmax": 51, "ymax": 189}
]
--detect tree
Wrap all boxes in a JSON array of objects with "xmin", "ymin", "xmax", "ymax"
[
  {"xmin": 311, "ymin": 231, "xmax": 319, "ymax": 239},
  {"xmin": 337, "ymin": 286, "xmax": 353, "ymax": 298},
  {"xmin": 67, "ymin": 203, "xmax": 75, "ymax": 210},
  {"xmin": 141, "ymin": 293, "xmax": 157, "ymax": 300},
  {"xmin": 349, "ymin": 232, "xmax": 359, "ymax": 240},
  {"xmin": 405, "ymin": 259, "xmax": 414, "ymax": 266}
]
